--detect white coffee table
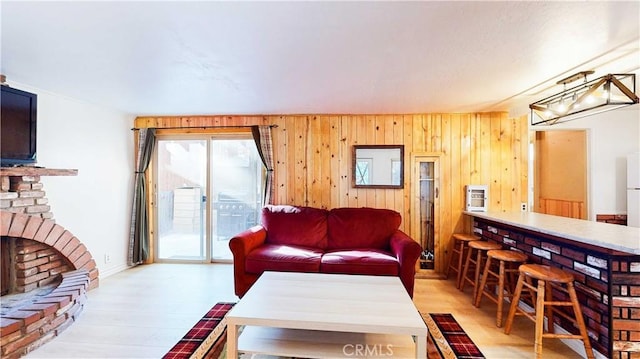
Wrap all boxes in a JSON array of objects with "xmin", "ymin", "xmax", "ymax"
[{"xmin": 226, "ymin": 271, "xmax": 427, "ymax": 358}]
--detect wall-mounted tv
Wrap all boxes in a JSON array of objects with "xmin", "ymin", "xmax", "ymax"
[{"xmin": 1, "ymin": 85, "xmax": 37, "ymax": 166}]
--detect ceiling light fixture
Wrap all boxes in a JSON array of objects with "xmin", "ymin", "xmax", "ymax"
[{"xmin": 530, "ymin": 71, "xmax": 639, "ymax": 126}]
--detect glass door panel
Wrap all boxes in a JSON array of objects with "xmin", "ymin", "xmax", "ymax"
[
  {"xmin": 210, "ymin": 138, "xmax": 263, "ymax": 260},
  {"xmin": 156, "ymin": 139, "xmax": 207, "ymax": 260},
  {"xmin": 419, "ymin": 162, "xmax": 435, "ymax": 270},
  {"xmin": 412, "ymin": 155, "xmax": 440, "ymax": 274}
]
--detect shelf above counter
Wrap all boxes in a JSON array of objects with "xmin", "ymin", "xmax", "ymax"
[{"xmin": 0, "ymin": 167, "xmax": 78, "ymax": 177}]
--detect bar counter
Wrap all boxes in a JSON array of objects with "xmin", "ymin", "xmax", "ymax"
[{"xmin": 464, "ymin": 211, "xmax": 640, "ymax": 359}]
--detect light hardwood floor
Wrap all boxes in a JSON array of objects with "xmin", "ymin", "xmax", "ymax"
[{"xmin": 26, "ymin": 264, "xmax": 587, "ymax": 358}]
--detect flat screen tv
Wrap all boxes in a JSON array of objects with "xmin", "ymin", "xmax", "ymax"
[{"xmin": 1, "ymin": 85, "xmax": 37, "ymax": 166}]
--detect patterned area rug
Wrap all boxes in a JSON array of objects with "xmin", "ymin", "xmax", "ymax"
[
  {"xmin": 164, "ymin": 302, "xmax": 484, "ymax": 359},
  {"xmin": 422, "ymin": 313, "xmax": 486, "ymax": 359},
  {"xmin": 163, "ymin": 302, "xmax": 235, "ymax": 359}
]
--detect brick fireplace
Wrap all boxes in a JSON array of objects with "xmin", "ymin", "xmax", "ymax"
[{"xmin": 0, "ymin": 168, "xmax": 99, "ymax": 358}]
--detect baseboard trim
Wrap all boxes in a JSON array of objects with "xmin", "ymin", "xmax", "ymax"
[{"xmin": 99, "ymin": 263, "xmax": 129, "ymax": 279}]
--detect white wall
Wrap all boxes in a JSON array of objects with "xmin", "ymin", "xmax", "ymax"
[
  {"xmin": 7, "ymin": 81, "xmax": 135, "ymax": 279},
  {"xmin": 531, "ymin": 105, "xmax": 640, "ymax": 220}
]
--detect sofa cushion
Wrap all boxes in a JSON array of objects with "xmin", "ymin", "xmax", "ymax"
[
  {"xmin": 262, "ymin": 205, "xmax": 329, "ymax": 249},
  {"xmin": 320, "ymin": 249, "xmax": 399, "ymax": 276},
  {"xmin": 327, "ymin": 207, "xmax": 401, "ymax": 250},
  {"xmin": 245, "ymin": 244, "xmax": 323, "ymax": 274}
]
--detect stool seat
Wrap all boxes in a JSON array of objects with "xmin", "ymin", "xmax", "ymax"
[
  {"xmin": 519, "ymin": 264, "xmax": 573, "ymax": 283},
  {"xmin": 468, "ymin": 240, "xmax": 501, "ymax": 251},
  {"xmin": 452, "ymin": 233, "xmax": 480, "ymax": 242},
  {"xmin": 446, "ymin": 233, "xmax": 481, "ymax": 289},
  {"xmin": 486, "ymin": 249, "xmax": 528, "ymax": 262}
]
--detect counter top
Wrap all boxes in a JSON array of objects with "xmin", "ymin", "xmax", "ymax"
[{"xmin": 464, "ymin": 211, "xmax": 640, "ymax": 255}]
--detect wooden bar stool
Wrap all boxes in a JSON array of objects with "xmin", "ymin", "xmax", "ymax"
[
  {"xmin": 473, "ymin": 249, "xmax": 528, "ymax": 327},
  {"xmin": 503, "ymin": 264, "xmax": 595, "ymax": 359},
  {"xmin": 459, "ymin": 240, "xmax": 501, "ymax": 301},
  {"xmin": 445, "ymin": 233, "xmax": 481, "ymax": 289}
]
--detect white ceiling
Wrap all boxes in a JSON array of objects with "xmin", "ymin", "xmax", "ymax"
[{"xmin": 2, "ymin": 1, "xmax": 639, "ymax": 117}]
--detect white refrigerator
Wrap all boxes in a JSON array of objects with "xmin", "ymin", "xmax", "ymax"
[{"xmin": 628, "ymin": 152, "xmax": 640, "ymax": 228}]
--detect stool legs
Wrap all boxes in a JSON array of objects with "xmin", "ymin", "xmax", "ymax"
[
  {"xmin": 474, "ymin": 257, "xmax": 512, "ymax": 327},
  {"xmin": 568, "ymin": 282, "xmax": 595, "ymax": 359},
  {"xmin": 455, "ymin": 241, "xmax": 465, "ymax": 288},
  {"xmin": 534, "ymin": 279, "xmax": 545, "ymax": 358},
  {"xmin": 504, "ymin": 271, "xmax": 595, "ymax": 359},
  {"xmin": 459, "ymin": 246, "xmax": 476, "ymax": 294},
  {"xmin": 445, "ymin": 240, "xmax": 465, "ymax": 289},
  {"xmin": 504, "ymin": 272, "xmax": 524, "ymax": 335},
  {"xmin": 460, "ymin": 247, "xmax": 483, "ymax": 300}
]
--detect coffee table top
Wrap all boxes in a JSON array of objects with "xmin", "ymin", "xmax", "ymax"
[{"xmin": 227, "ymin": 271, "xmax": 426, "ymax": 336}]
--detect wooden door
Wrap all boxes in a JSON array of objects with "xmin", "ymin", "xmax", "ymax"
[{"xmin": 534, "ymin": 130, "xmax": 588, "ymax": 219}]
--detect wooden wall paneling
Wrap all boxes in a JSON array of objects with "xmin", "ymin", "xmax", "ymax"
[
  {"xmin": 135, "ymin": 112, "xmax": 529, "ymax": 274},
  {"xmin": 383, "ymin": 115, "xmax": 398, "ymax": 210},
  {"xmin": 459, "ymin": 113, "xmax": 473, "ymax": 231},
  {"xmin": 319, "ymin": 116, "xmax": 332, "ymax": 209},
  {"xmin": 515, "ymin": 115, "xmax": 528, "ymax": 211},
  {"xmin": 372, "ymin": 115, "xmax": 386, "ymax": 208},
  {"xmin": 412, "ymin": 114, "xmax": 425, "ymax": 153},
  {"xmin": 393, "ymin": 115, "xmax": 407, "ymax": 232},
  {"xmin": 450, "ymin": 114, "xmax": 464, "ymax": 234},
  {"xmin": 339, "ymin": 116, "xmax": 351, "ymax": 208},
  {"xmin": 412, "ymin": 114, "xmax": 422, "ymax": 241},
  {"xmin": 306, "ymin": 116, "xmax": 319, "ymax": 208},
  {"xmin": 478, "ymin": 113, "xmax": 491, "ymax": 191},
  {"xmin": 432, "ymin": 114, "xmax": 442, "ymax": 154},
  {"xmin": 352, "ymin": 115, "xmax": 363, "ymax": 207},
  {"xmin": 437, "ymin": 114, "xmax": 452, "ymax": 251},
  {"xmin": 469, "ymin": 114, "xmax": 481, "ymax": 186},
  {"xmin": 363, "ymin": 115, "xmax": 376, "ymax": 207},
  {"xmin": 307, "ymin": 116, "xmax": 322, "ymax": 208},
  {"xmin": 294, "ymin": 116, "xmax": 307, "ymax": 206},
  {"xmin": 286, "ymin": 116, "xmax": 297, "ymax": 204},
  {"xmin": 427, "ymin": 114, "xmax": 437, "ymax": 149},
  {"xmin": 403, "ymin": 114, "xmax": 416, "ymax": 235},
  {"xmin": 499, "ymin": 115, "xmax": 513, "ymax": 212},
  {"xmin": 489, "ymin": 113, "xmax": 503, "ymax": 211},
  {"xmin": 271, "ymin": 118, "xmax": 283, "ymax": 205},
  {"xmin": 329, "ymin": 116, "xmax": 342, "ymax": 209}
]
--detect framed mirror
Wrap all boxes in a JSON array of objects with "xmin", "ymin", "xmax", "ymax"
[{"xmin": 352, "ymin": 145, "xmax": 404, "ymax": 189}]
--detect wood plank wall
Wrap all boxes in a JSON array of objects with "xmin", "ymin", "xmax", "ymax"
[{"xmin": 135, "ymin": 113, "xmax": 529, "ymax": 271}]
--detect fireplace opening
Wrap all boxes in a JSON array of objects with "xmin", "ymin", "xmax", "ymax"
[
  {"xmin": 0, "ymin": 236, "xmax": 70, "ymax": 311},
  {"xmin": 1, "ymin": 238, "xmax": 10, "ymax": 296}
]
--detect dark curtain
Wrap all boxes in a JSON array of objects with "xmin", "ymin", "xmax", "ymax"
[
  {"xmin": 128, "ymin": 128, "xmax": 156, "ymax": 266},
  {"xmin": 251, "ymin": 125, "xmax": 275, "ymax": 205}
]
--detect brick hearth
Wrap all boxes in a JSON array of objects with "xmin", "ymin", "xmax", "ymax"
[{"xmin": 0, "ymin": 169, "xmax": 99, "ymax": 358}]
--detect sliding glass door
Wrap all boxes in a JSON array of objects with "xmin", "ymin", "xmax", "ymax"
[
  {"xmin": 156, "ymin": 139, "xmax": 208, "ymax": 260},
  {"xmin": 155, "ymin": 134, "xmax": 263, "ymax": 262}
]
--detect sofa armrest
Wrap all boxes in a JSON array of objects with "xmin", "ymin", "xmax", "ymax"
[
  {"xmin": 229, "ymin": 225, "xmax": 267, "ymax": 256},
  {"xmin": 389, "ymin": 230, "xmax": 422, "ymax": 297},
  {"xmin": 229, "ymin": 225, "xmax": 267, "ymax": 297}
]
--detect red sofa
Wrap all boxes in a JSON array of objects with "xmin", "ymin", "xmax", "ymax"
[{"xmin": 229, "ymin": 205, "xmax": 422, "ymax": 298}]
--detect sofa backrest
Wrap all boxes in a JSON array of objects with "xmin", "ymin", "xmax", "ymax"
[
  {"xmin": 326, "ymin": 207, "xmax": 401, "ymax": 250},
  {"xmin": 261, "ymin": 205, "xmax": 329, "ymax": 249}
]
